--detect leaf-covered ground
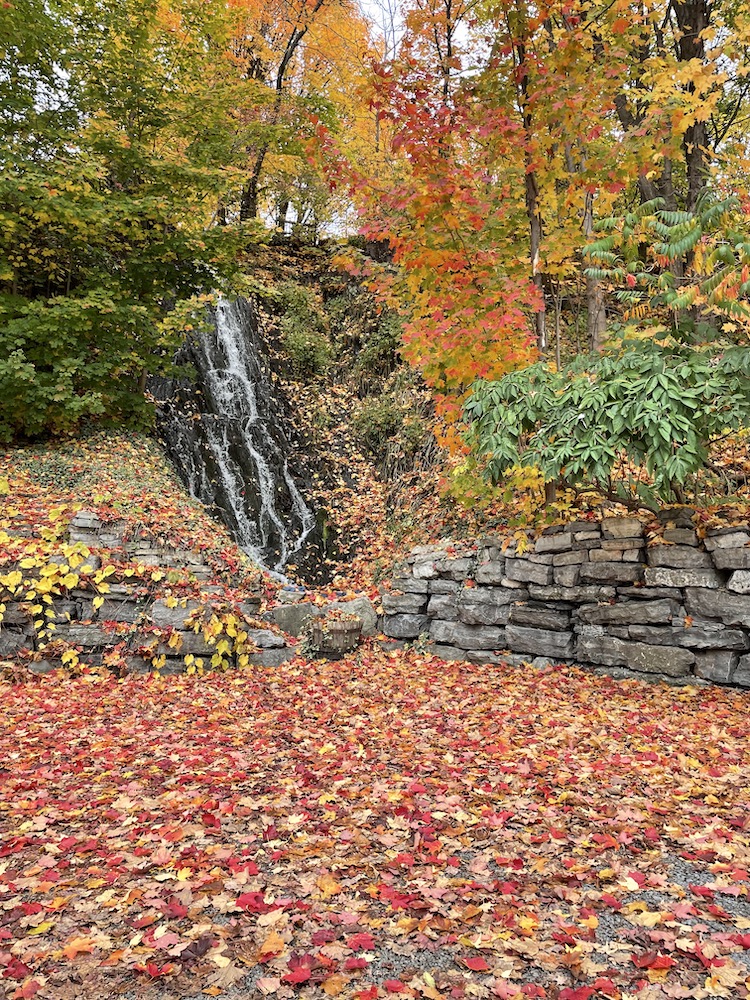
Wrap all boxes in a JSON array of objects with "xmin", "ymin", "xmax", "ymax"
[{"xmin": 2, "ymin": 651, "xmax": 749, "ymax": 1000}]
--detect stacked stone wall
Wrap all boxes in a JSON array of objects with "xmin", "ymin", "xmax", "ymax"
[{"xmin": 383, "ymin": 515, "xmax": 750, "ymax": 687}]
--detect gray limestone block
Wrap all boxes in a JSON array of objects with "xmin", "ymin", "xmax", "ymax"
[
  {"xmin": 159, "ymin": 630, "xmax": 215, "ymax": 656},
  {"xmin": 534, "ymin": 533, "xmax": 574, "ymax": 554},
  {"xmin": 693, "ymin": 650, "xmax": 739, "ymax": 684},
  {"xmin": 47, "ymin": 600, "xmax": 80, "ymax": 624},
  {"xmin": 553, "ymin": 550, "xmax": 587, "ymax": 566},
  {"xmin": 475, "ymin": 560, "xmax": 506, "ymax": 585},
  {"xmin": 628, "ymin": 622, "xmax": 748, "ymax": 650},
  {"xmin": 600, "ymin": 537, "xmax": 646, "ymax": 550},
  {"xmin": 95, "ymin": 599, "xmax": 142, "ymax": 623},
  {"xmin": 685, "ymin": 588, "xmax": 750, "ymax": 627},
  {"xmin": 466, "ymin": 650, "xmax": 508, "ymax": 665},
  {"xmin": 328, "ymin": 597, "xmax": 379, "ymax": 636},
  {"xmin": 271, "ymin": 602, "xmax": 324, "ymax": 637},
  {"xmin": 580, "ymin": 562, "xmax": 644, "ymax": 584},
  {"xmin": 573, "ymin": 529, "xmax": 601, "ymax": 541},
  {"xmin": 458, "ymin": 591, "xmax": 511, "ymax": 626},
  {"xmin": 734, "ymin": 654, "xmax": 750, "ymax": 686},
  {"xmin": 577, "ymin": 635, "xmax": 694, "ymax": 676},
  {"xmin": 505, "ymin": 624, "xmax": 574, "ymax": 659},
  {"xmin": 601, "ymin": 517, "xmax": 644, "ymax": 539},
  {"xmin": 383, "ymin": 614, "xmax": 429, "ymax": 639},
  {"xmin": 429, "ymin": 579, "xmax": 461, "ymax": 594},
  {"xmin": 150, "ymin": 599, "xmax": 201, "ymax": 628},
  {"xmin": 436, "ymin": 556, "xmax": 475, "ymax": 581},
  {"xmin": 382, "ymin": 592, "xmax": 428, "ymax": 615},
  {"xmin": 412, "ymin": 558, "xmax": 439, "ymax": 580},
  {"xmin": 704, "ymin": 529, "xmax": 750, "ymax": 551},
  {"xmin": 429, "ymin": 620, "xmax": 504, "ymax": 650},
  {"xmin": 52, "ymin": 624, "xmax": 112, "ymax": 648},
  {"xmin": 427, "ymin": 594, "xmax": 458, "ymax": 619},
  {"xmin": 647, "ymin": 546, "xmax": 713, "ymax": 569},
  {"xmin": 622, "ymin": 550, "xmax": 645, "ymax": 563},
  {"xmin": 554, "ymin": 566, "xmax": 580, "ymax": 587},
  {"xmin": 391, "ymin": 576, "xmax": 430, "ymax": 594},
  {"xmin": 462, "ymin": 585, "xmax": 516, "ymax": 606},
  {"xmin": 505, "ymin": 558, "xmax": 553, "ymax": 586},
  {"xmin": 616, "ymin": 586, "xmax": 683, "ymax": 601},
  {"xmin": 501, "ymin": 578, "xmax": 529, "ymax": 590},
  {"xmin": 576, "ymin": 599, "xmax": 676, "ymax": 626},
  {"xmin": 528, "ymin": 584, "xmax": 616, "ymax": 603},
  {"xmin": 0, "ymin": 629, "xmax": 32, "ymax": 656},
  {"xmin": 728, "ymin": 570, "xmax": 750, "ymax": 594},
  {"xmin": 246, "ymin": 628, "xmax": 288, "ymax": 649},
  {"xmin": 509, "ymin": 605, "xmax": 571, "ymax": 631},
  {"xmin": 427, "ymin": 643, "xmax": 467, "ymax": 662},
  {"xmin": 528, "ymin": 553, "xmax": 555, "ymax": 565},
  {"xmin": 711, "ymin": 548, "xmax": 750, "ymax": 571},
  {"xmin": 644, "ymin": 567, "xmax": 722, "ymax": 589},
  {"xmin": 663, "ymin": 528, "xmax": 699, "ymax": 546},
  {"xmin": 71, "ymin": 510, "xmax": 101, "ymax": 529},
  {"xmin": 1, "ymin": 604, "xmax": 31, "ymax": 626},
  {"xmin": 246, "ymin": 648, "xmax": 297, "ymax": 668}
]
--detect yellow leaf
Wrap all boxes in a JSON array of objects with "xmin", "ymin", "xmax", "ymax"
[
  {"xmin": 28, "ymin": 920, "xmax": 55, "ymax": 935},
  {"xmin": 93, "ymin": 596, "xmax": 105, "ymax": 610},
  {"xmin": 316, "ymin": 873, "xmax": 343, "ymax": 899},
  {"xmin": 322, "ymin": 973, "xmax": 350, "ymax": 996}
]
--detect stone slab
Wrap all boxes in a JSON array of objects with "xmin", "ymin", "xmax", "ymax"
[
  {"xmin": 685, "ymin": 588, "xmax": 750, "ymax": 627},
  {"xmin": 644, "ymin": 567, "xmax": 722, "ymax": 589},
  {"xmin": 382, "ymin": 592, "xmax": 428, "ymax": 615},
  {"xmin": 505, "ymin": 624, "xmax": 574, "ymax": 659},
  {"xmin": 383, "ymin": 614, "xmax": 429, "ymax": 639},
  {"xmin": 694, "ymin": 650, "xmax": 738, "ymax": 684},
  {"xmin": 576, "ymin": 599, "xmax": 676, "ymax": 626},
  {"xmin": 505, "ymin": 559, "xmax": 553, "ymax": 586},
  {"xmin": 647, "ymin": 546, "xmax": 712, "ymax": 568},
  {"xmin": 577, "ymin": 635, "xmax": 693, "ymax": 677},
  {"xmin": 429, "ymin": 620, "xmax": 504, "ymax": 650}
]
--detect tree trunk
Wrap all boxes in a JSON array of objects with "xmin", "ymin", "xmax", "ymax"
[
  {"xmin": 583, "ymin": 192, "xmax": 606, "ymax": 350},
  {"xmin": 674, "ymin": 0, "xmax": 710, "ymax": 210}
]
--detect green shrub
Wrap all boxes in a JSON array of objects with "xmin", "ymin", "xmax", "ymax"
[
  {"xmin": 278, "ymin": 282, "xmax": 332, "ymax": 377},
  {"xmin": 465, "ymin": 338, "xmax": 750, "ymax": 506}
]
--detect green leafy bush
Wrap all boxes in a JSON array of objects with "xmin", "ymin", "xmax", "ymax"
[
  {"xmin": 465, "ymin": 339, "xmax": 750, "ymax": 506},
  {"xmin": 278, "ymin": 282, "xmax": 331, "ymax": 377}
]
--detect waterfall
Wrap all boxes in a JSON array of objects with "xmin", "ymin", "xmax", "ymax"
[{"xmin": 153, "ymin": 297, "xmax": 317, "ymax": 574}]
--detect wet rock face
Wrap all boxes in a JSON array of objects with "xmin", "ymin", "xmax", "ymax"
[
  {"xmin": 152, "ymin": 298, "xmax": 323, "ymax": 575},
  {"xmin": 383, "ymin": 518, "xmax": 750, "ymax": 688}
]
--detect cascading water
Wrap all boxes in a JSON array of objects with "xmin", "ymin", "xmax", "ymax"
[{"xmin": 152, "ymin": 297, "xmax": 317, "ymax": 574}]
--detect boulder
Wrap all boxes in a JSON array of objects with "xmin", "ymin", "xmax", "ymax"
[
  {"xmin": 0, "ymin": 629, "xmax": 30, "ymax": 656},
  {"xmin": 246, "ymin": 648, "xmax": 297, "ymax": 668},
  {"xmin": 428, "ymin": 644, "xmax": 466, "ymax": 662},
  {"xmin": 458, "ymin": 591, "xmax": 512, "ymax": 626},
  {"xmin": 553, "ymin": 550, "xmax": 587, "ymax": 566},
  {"xmin": 271, "ymin": 602, "xmax": 324, "ymax": 637},
  {"xmin": 327, "ymin": 597, "xmax": 379, "ymax": 636},
  {"xmin": 554, "ymin": 566, "xmax": 581, "ymax": 587}
]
